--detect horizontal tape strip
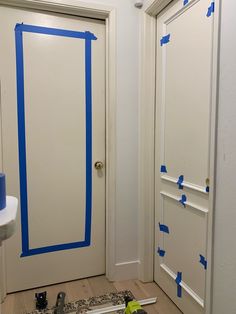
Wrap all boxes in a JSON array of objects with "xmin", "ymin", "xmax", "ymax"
[{"xmin": 15, "ymin": 23, "xmax": 97, "ymax": 40}]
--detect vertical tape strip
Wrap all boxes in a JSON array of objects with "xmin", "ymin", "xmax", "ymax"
[
  {"xmin": 15, "ymin": 25, "xmax": 30, "ymax": 255},
  {"xmin": 157, "ymin": 247, "xmax": 166, "ymax": 257},
  {"xmin": 206, "ymin": 2, "xmax": 215, "ymax": 17},
  {"xmin": 183, "ymin": 0, "xmax": 189, "ymax": 5},
  {"xmin": 177, "ymin": 175, "xmax": 184, "ymax": 189},
  {"xmin": 179, "ymin": 194, "xmax": 187, "ymax": 207},
  {"xmin": 160, "ymin": 34, "xmax": 170, "ymax": 46},
  {"xmin": 200, "ymin": 255, "xmax": 207, "ymax": 270},
  {"xmin": 160, "ymin": 165, "xmax": 167, "ymax": 173},
  {"xmin": 159, "ymin": 223, "xmax": 169, "ymax": 234},
  {"xmin": 84, "ymin": 35, "xmax": 93, "ymax": 246},
  {"xmin": 175, "ymin": 272, "xmax": 182, "ymax": 298}
]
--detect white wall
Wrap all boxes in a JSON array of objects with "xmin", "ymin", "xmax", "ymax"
[
  {"xmin": 212, "ymin": 0, "xmax": 236, "ymax": 312},
  {"xmin": 80, "ymin": 0, "xmax": 140, "ymax": 272}
]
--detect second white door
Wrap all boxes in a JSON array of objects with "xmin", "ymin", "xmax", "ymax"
[{"xmin": 155, "ymin": 0, "xmax": 215, "ymax": 313}]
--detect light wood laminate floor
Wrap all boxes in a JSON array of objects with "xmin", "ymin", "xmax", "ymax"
[{"xmin": 2, "ymin": 276, "xmax": 182, "ymax": 314}]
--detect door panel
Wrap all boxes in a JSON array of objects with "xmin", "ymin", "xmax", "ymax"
[
  {"xmin": 161, "ymin": 195, "xmax": 206, "ymax": 299},
  {"xmin": 164, "ymin": 0, "xmax": 212, "ymax": 187},
  {"xmin": 155, "ymin": 0, "xmax": 215, "ymax": 313},
  {"xmin": 0, "ymin": 6, "xmax": 106, "ymax": 292},
  {"xmin": 24, "ymin": 32, "xmax": 86, "ymax": 248}
]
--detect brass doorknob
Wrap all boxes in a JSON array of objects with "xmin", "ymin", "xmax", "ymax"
[{"xmin": 94, "ymin": 161, "xmax": 104, "ymax": 170}]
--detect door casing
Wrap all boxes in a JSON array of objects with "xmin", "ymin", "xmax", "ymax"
[
  {"xmin": 0, "ymin": 0, "xmax": 117, "ymax": 301},
  {"xmin": 138, "ymin": 0, "xmax": 221, "ymax": 313}
]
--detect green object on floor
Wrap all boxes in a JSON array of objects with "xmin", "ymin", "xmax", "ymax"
[{"xmin": 125, "ymin": 297, "xmax": 147, "ymax": 314}]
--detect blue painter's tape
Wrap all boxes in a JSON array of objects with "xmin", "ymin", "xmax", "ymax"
[
  {"xmin": 15, "ymin": 27, "xmax": 30, "ymax": 255},
  {"xmin": 200, "ymin": 254, "xmax": 207, "ymax": 270},
  {"xmin": 160, "ymin": 165, "xmax": 167, "ymax": 173},
  {"xmin": 20, "ymin": 240, "xmax": 91, "ymax": 257},
  {"xmin": 15, "ymin": 24, "xmax": 96, "ymax": 257},
  {"xmin": 157, "ymin": 247, "xmax": 166, "ymax": 257},
  {"xmin": 177, "ymin": 175, "xmax": 184, "ymax": 190},
  {"xmin": 179, "ymin": 194, "xmax": 187, "ymax": 207},
  {"xmin": 177, "ymin": 285, "xmax": 182, "ymax": 298},
  {"xmin": 15, "ymin": 23, "xmax": 97, "ymax": 40},
  {"xmin": 175, "ymin": 272, "xmax": 182, "ymax": 298},
  {"xmin": 183, "ymin": 0, "xmax": 189, "ymax": 5},
  {"xmin": 206, "ymin": 2, "xmax": 215, "ymax": 17},
  {"xmin": 160, "ymin": 34, "xmax": 170, "ymax": 46},
  {"xmin": 84, "ymin": 37, "xmax": 93, "ymax": 246},
  {"xmin": 0, "ymin": 173, "xmax": 6, "ymax": 210},
  {"xmin": 206, "ymin": 186, "xmax": 210, "ymax": 193},
  {"xmin": 159, "ymin": 222, "xmax": 169, "ymax": 234}
]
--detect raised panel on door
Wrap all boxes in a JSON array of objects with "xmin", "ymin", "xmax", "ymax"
[
  {"xmin": 155, "ymin": 0, "xmax": 215, "ymax": 313},
  {"xmin": 0, "ymin": 6, "xmax": 106, "ymax": 292},
  {"xmin": 160, "ymin": 195, "xmax": 207, "ymax": 300},
  {"xmin": 24, "ymin": 31, "xmax": 87, "ymax": 249}
]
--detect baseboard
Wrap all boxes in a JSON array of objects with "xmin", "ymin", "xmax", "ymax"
[{"xmin": 111, "ymin": 260, "xmax": 140, "ymax": 281}]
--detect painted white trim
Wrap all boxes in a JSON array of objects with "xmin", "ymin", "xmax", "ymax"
[
  {"xmin": 160, "ymin": 191, "xmax": 209, "ymax": 214},
  {"xmin": 205, "ymin": 1, "xmax": 221, "ymax": 313},
  {"xmin": 160, "ymin": 263, "xmax": 204, "ymax": 308},
  {"xmin": 144, "ymin": 0, "xmax": 173, "ymax": 15},
  {"xmin": 0, "ymin": 0, "xmax": 113, "ymax": 19},
  {"xmin": 139, "ymin": 0, "xmax": 175, "ymax": 284},
  {"xmin": 138, "ymin": 10, "xmax": 156, "ymax": 282},
  {"xmin": 139, "ymin": 1, "xmax": 220, "ymax": 314},
  {"xmin": 105, "ymin": 8, "xmax": 117, "ymax": 281},
  {"xmin": 161, "ymin": 175, "xmax": 207, "ymax": 194},
  {"xmin": 112, "ymin": 260, "xmax": 140, "ymax": 281},
  {"xmin": 0, "ymin": 0, "xmax": 117, "ymax": 287}
]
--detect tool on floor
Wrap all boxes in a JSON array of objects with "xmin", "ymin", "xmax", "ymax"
[
  {"xmin": 35, "ymin": 291, "xmax": 48, "ymax": 310},
  {"xmin": 124, "ymin": 296, "xmax": 148, "ymax": 314},
  {"xmin": 54, "ymin": 291, "xmax": 66, "ymax": 314},
  {"xmin": 86, "ymin": 297, "xmax": 157, "ymax": 314}
]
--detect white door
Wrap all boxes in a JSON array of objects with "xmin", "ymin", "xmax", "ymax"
[
  {"xmin": 155, "ymin": 0, "xmax": 215, "ymax": 313},
  {"xmin": 0, "ymin": 5, "xmax": 106, "ymax": 292}
]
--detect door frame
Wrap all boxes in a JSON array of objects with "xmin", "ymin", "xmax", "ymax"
[
  {"xmin": 0, "ymin": 0, "xmax": 117, "ymax": 300},
  {"xmin": 138, "ymin": 0, "xmax": 221, "ymax": 313}
]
